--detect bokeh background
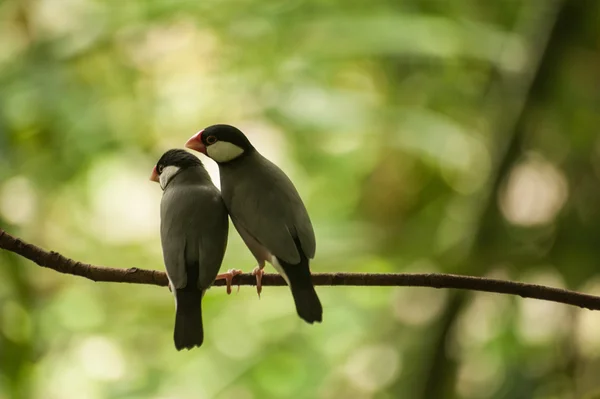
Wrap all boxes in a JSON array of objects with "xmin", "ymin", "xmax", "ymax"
[{"xmin": 1, "ymin": 0, "xmax": 599, "ymax": 398}]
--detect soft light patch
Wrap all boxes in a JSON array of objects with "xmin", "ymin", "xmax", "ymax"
[
  {"xmin": 159, "ymin": 165, "xmax": 180, "ymax": 190},
  {"xmin": 500, "ymin": 155, "xmax": 568, "ymax": 226},
  {"xmin": 390, "ymin": 259, "xmax": 443, "ymax": 323},
  {"xmin": 456, "ymin": 352, "xmax": 504, "ymax": 398},
  {"xmin": 575, "ymin": 278, "xmax": 600, "ymax": 355},
  {"xmin": 210, "ymin": 305, "xmax": 261, "ymax": 360},
  {"xmin": 0, "ymin": 176, "xmax": 37, "ymax": 225},
  {"xmin": 235, "ymin": 121, "xmax": 287, "ymax": 166},
  {"xmin": 87, "ymin": 155, "xmax": 160, "ymax": 243},
  {"xmin": 32, "ymin": 0, "xmax": 106, "ymax": 56},
  {"xmin": 392, "ymin": 286, "xmax": 447, "ymax": 326},
  {"xmin": 516, "ymin": 269, "xmax": 568, "ymax": 344},
  {"xmin": 452, "ymin": 290, "xmax": 511, "ymax": 350},
  {"xmin": 343, "ymin": 344, "xmax": 401, "ymax": 393},
  {"xmin": 77, "ymin": 336, "xmax": 126, "ymax": 381},
  {"xmin": 206, "ymin": 141, "xmax": 245, "ymax": 163}
]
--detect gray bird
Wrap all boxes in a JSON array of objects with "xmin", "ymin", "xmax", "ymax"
[
  {"xmin": 150, "ymin": 149, "xmax": 237, "ymax": 350},
  {"xmin": 185, "ymin": 125, "xmax": 323, "ymax": 324}
]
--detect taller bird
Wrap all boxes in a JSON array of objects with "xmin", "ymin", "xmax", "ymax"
[
  {"xmin": 151, "ymin": 149, "xmax": 234, "ymax": 350},
  {"xmin": 185, "ymin": 124, "xmax": 323, "ymax": 324}
]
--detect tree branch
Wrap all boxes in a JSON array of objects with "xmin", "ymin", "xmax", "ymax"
[{"xmin": 2, "ymin": 227, "xmax": 600, "ymax": 310}]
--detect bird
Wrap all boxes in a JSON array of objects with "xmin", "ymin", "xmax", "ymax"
[
  {"xmin": 150, "ymin": 149, "xmax": 240, "ymax": 350},
  {"xmin": 185, "ymin": 124, "xmax": 323, "ymax": 324}
]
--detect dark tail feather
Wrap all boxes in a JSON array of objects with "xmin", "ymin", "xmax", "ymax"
[
  {"xmin": 277, "ymin": 243, "xmax": 323, "ymax": 324},
  {"xmin": 290, "ymin": 284, "xmax": 323, "ymax": 324},
  {"xmin": 174, "ymin": 290, "xmax": 204, "ymax": 350}
]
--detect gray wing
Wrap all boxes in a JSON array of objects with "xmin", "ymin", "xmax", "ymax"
[
  {"xmin": 226, "ymin": 157, "xmax": 316, "ymax": 264},
  {"xmin": 160, "ymin": 183, "xmax": 229, "ymax": 290}
]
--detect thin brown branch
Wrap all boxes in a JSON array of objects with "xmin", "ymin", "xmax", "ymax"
[{"xmin": 2, "ymin": 227, "xmax": 600, "ymax": 310}]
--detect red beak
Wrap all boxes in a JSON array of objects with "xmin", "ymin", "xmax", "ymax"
[
  {"xmin": 150, "ymin": 165, "xmax": 159, "ymax": 182},
  {"xmin": 185, "ymin": 130, "xmax": 206, "ymax": 154}
]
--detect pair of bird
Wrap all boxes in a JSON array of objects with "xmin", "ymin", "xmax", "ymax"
[{"xmin": 150, "ymin": 124, "xmax": 323, "ymax": 351}]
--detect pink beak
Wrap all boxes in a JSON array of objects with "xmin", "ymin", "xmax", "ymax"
[
  {"xmin": 185, "ymin": 130, "xmax": 206, "ymax": 154},
  {"xmin": 150, "ymin": 165, "xmax": 159, "ymax": 182}
]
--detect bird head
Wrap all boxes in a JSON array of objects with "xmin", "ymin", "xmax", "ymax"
[
  {"xmin": 150, "ymin": 149, "xmax": 203, "ymax": 190},
  {"xmin": 185, "ymin": 124, "xmax": 254, "ymax": 163}
]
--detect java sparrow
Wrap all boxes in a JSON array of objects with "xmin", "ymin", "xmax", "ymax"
[
  {"xmin": 185, "ymin": 125, "xmax": 323, "ymax": 324},
  {"xmin": 150, "ymin": 149, "xmax": 240, "ymax": 350}
]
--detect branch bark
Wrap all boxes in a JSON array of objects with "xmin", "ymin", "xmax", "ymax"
[{"xmin": 2, "ymin": 227, "xmax": 600, "ymax": 310}]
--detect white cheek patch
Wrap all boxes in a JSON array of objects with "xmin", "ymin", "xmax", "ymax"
[
  {"xmin": 206, "ymin": 141, "xmax": 244, "ymax": 163},
  {"xmin": 159, "ymin": 166, "xmax": 180, "ymax": 190}
]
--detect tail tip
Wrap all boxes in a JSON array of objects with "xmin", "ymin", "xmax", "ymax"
[
  {"xmin": 174, "ymin": 338, "xmax": 204, "ymax": 351},
  {"xmin": 174, "ymin": 328, "xmax": 204, "ymax": 351},
  {"xmin": 298, "ymin": 308, "xmax": 323, "ymax": 324},
  {"xmin": 293, "ymin": 289, "xmax": 323, "ymax": 324},
  {"xmin": 300, "ymin": 314, "xmax": 323, "ymax": 324}
]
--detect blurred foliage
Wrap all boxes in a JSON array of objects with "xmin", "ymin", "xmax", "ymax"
[{"xmin": 0, "ymin": 0, "xmax": 599, "ymax": 398}]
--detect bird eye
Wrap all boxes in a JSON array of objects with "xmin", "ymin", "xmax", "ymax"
[
  {"xmin": 157, "ymin": 165, "xmax": 164, "ymax": 174},
  {"xmin": 206, "ymin": 135, "xmax": 218, "ymax": 145}
]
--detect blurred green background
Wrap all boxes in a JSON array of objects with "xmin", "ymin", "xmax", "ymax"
[{"xmin": 1, "ymin": 0, "xmax": 599, "ymax": 398}]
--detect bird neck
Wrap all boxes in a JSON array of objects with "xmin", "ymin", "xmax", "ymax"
[{"xmin": 168, "ymin": 166, "xmax": 212, "ymax": 187}]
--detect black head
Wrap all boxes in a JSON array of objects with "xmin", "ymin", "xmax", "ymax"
[
  {"xmin": 156, "ymin": 149, "xmax": 202, "ymax": 172},
  {"xmin": 201, "ymin": 124, "xmax": 254, "ymax": 151},
  {"xmin": 150, "ymin": 149, "xmax": 202, "ymax": 188},
  {"xmin": 185, "ymin": 124, "xmax": 255, "ymax": 163}
]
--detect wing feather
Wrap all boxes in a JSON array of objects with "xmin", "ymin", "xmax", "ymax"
[
  {"xmin": 225, "ymin": 156, "xmax": 315, "ymax": 264},
  {"xmin": 160, "ymin": 183, "xmax": 228, "ymax": 290}
]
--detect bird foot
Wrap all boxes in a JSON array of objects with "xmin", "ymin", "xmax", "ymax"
[
  {"xmin": 252, "ymin": 266, "xmax": 264, "ymax": 298},
  {"xmin": 215, "ymin": 269, "xmax": 243, "ymax": 294}
]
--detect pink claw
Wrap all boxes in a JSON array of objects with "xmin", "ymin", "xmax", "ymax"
[
  {"xmin": 216, "ymin": 269, "xmax": 243, "ymax": 294},
  {"xmin": 252, "ymin": 266, "xmax": 264, "ymax": 298}
]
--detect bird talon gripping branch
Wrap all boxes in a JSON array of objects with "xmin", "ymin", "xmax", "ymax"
[
  {"xmin": 216, "ymin": 269, "xmax": 243, "ymax": 295},
  {"xmin": 252, "ymin": 266, "xmax": 264, "ymax": 298}
]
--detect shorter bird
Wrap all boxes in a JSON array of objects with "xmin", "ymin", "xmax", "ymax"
[
  {"xmin": 150, "ymin": 149, "xmax": 240, "ymax": 350},
  {"xmin": 186, "ymin": 125, "xmax": 323, "ymax": 324}
]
